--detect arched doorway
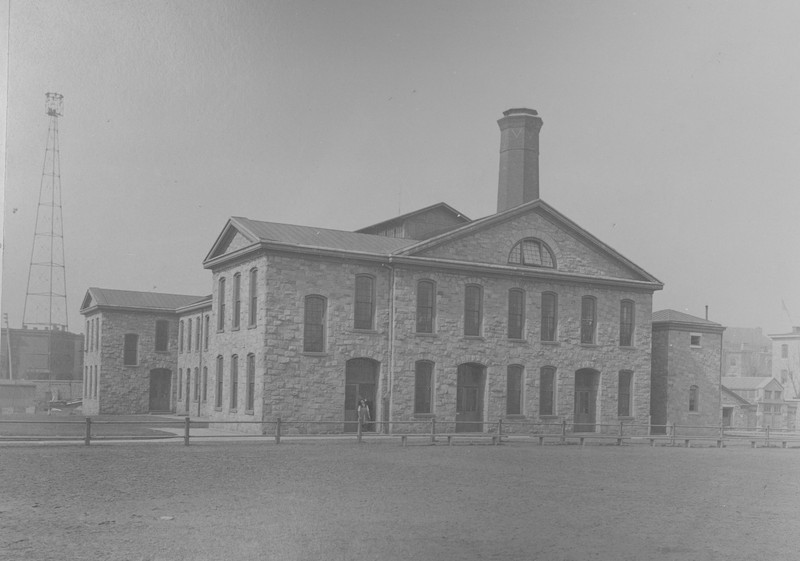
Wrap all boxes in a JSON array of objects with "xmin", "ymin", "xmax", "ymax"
[
  {"xmin": 456, "ymin": 363, "xmax": 485, "ymax": 432},
  {"xmin": 344, "ymin": 358, "xmax": 378, "ymax": 432},
  {"xmin": 574, "ymin": 369, "xmax": 599, "ymax": 432},
  {"xmin": 149, "ymin": 368, "xmax": 172, "ymax": 412}
]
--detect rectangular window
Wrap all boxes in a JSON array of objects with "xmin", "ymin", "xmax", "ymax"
[
  {"xmin": 507, "ymin": 365, "xmax": 523, "ymax": 415},
  {"xmin": 202, "ymin": 366, "xmax": 208, "ymax": 402},
  {"xmin": 233, "ymin": 274, "xmax": 241, "ymax": 330},
  {"xmin": 85, "ymin": 321, "xmax": 90, "ymax": 351},
  {"xmin": 508, "ymin": 289, "xmax": 525, "ymax": 340},
  {"xmin": 179, "ymin": 321, "xmax": 184, "ymax": 353},
  {"xmin": 619, "ymin": 300, "xmax": 634, "ymax": 346},
  {"xmin": 464, "ymin": 285, "xmax": 483, "ymax": 336},
  {"xmin": 303, "ymin": 296, "xmax": 326, "ymax": 353},
  {"xmin": 249, "ymin": 268, "xmax": 257, "ymax": 327},
  {"xmin": 618, "ymin": 371, "xmax": 632, "ymax": 417},
  {"xmin": 776, "ymin": 391, "xmax": 782, "ymax": 400},
  {"xmin": 782, "ymin": 344, "xmax": 788, "ymax": 358},
  {"xmin": 689, "ymin": 385, "xmax": 699, "ymax": 412},
  {"xmin": 217, "ymin": 278, "xmax": 226, "ymax": 331},
  {"xmin": 541, "ymin": 293, "xmax": 557, "ymax": 342},
  {"xmin": 416, "ymin": 280, "xmax": 435, "ymax": 333},
  {"xmin": 539, "ymin": 367, "xmax": 555, "ymax": 416},
  {"xmin": 690, "ymin": 334, "xmax": 702, "ymax": 347},
  {"xmin": 123, "ymin": 334, "xmax": 138, "ymax": 366},
  {"xmin": 194, "ymin": 368, "xmax": 200, "ymax": 401},
  {"xmin": 414, "ymin": 361, "xmax": 433, "ymax": 414},
  {"xmin": 204, "ymin": 315, "xmax": 209, "ymax": 350},
  {"xmin": 187, "ymin": 319, "xmax": 192, "ymax": 352},
  {"xmin": 155, "ymin": 320, "xmax": 169, "ymax": 352},
  {"xmin": 246, "ymin": 354, "xmax": 255, "ymax": 411},
  {"xmin": 581, "ymin": 297, "xmax": 596, "ymax": 344},
  {"xmin": 230, "ymin": 355, "xmax": 239, "ymax": 410},
  {"xmin": 178, "ymin": 368, "xmax": 183, "ymax": 400},
  {"xmin": 354, "ymin": 275, "xmax": 375, "ymax": 330},
  {"xmin": 195, "ymin": 317, "xmax": 201, "ymax": 351},
  {"xmin": 215, "ymin": 356, "xmax": 223, "ymax": 408},
  {"xmin": 95, "ymin": 318, "xmax": 99, "ymax": 350}
]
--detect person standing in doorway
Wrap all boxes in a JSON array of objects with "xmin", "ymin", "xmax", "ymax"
[{"xmin": 357, "ymin": 398, "xmax": 370, "ymax": 430}]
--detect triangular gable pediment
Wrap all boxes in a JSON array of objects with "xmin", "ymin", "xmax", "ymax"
[
  {"xmin": 397, "ymin": 199, "xmax": 662, "ymax": 285},
  {"xmin": 80, "ymin": 289, "xmax": 97, "ymax": 313},
  {"xmin": 204, "ymin": 217, "xmax": 260, "ymax": 263}
]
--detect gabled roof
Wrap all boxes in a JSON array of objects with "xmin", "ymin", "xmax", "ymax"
[
  {"xmin": 81, "ymin": 287, "xmax": 206, "ymax": 315},
  {"xmin": 394, "ymin": 198, "xmax": 663, "ymax": 286},
  {"xmin": 355, "ymin": 202, "xmax": 470, "ymax": 236},
  {"xmin": 204, "ymin": 216, "xmax": 416, "ymax": 265},
  {"xmin": 721, "ymin": 385, "xmax": 754, "ymax": 406},
  {"xmin": 721, "ymin": 376, "xmax": 782, "ymax": 391},
  {"xmin": 652, "ymin": 309, "xmax": 724, "ymax": 328}
]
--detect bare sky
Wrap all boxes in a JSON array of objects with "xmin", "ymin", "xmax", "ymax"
[{"xmin": 2, "ymin": 0, "xmax": 800, "ymax": 335}]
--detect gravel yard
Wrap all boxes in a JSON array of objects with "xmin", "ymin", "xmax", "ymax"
[{"xmin": 1, "ymin": 441, "xmax": 798, "ymax": 561}]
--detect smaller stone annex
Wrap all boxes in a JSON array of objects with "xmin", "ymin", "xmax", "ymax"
[{"xmin": 81, "ymin": 108, "xmax": 671, "ymax": 435}]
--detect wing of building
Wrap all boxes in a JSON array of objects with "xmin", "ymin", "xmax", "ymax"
[{"xmin": 80, "ymin": 108, "xmax": 665, "ymax": 435}]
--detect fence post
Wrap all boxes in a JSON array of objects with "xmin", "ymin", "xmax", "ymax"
[
  {"xmin": 357, "ymin": 416, "xmax": 363, "ymax": 444},
  {"xmin": 766, "ymin": 425, "xmax": 770, "ymax": 447},
  {"xmin": 84, "ymin": 417, "xmax": 91, "ymax": 446},
  {"xmin": 670, "ymin": 423, "xmax": 675, "ymax": 446},
  {"xmin": 430, "ymin": 418, "xmax": 436, "ymax": 444},
  {"xmin": 184, "ymin": 417, "xmax": 190, "ymax": 446},
  {"xmin": 561, "ymin": 419, "xmax": 566, "ymax": 442},
  {"xmin": 497, "ymin": 418, "xmax": 503, "ymax": 446},
  {"xmin": 275, "ymin": 417, "xmax": 281, "ymax": 445}
]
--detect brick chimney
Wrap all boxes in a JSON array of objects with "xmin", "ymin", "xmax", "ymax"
[{"xmin": 497, "ymin": 108, "xmax": 543, "ymax": 212}]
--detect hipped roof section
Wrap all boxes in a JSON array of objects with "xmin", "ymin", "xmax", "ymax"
[{"xmin": 81, "ymin": 287, "xmax": 206, "ymax": 314}]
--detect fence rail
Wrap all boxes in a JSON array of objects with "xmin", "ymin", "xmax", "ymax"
[{"xmin": 2, "ymin": 416, "xmax": 800, "ymax": 448}]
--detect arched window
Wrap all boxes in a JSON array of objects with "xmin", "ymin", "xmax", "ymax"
[
  {"xmin": 217, "ymin": 277, "xmax": 226, "ymax": 331},
  {"xmin": 304, "ymin": 295, "xmax": 326, "ymax": 352},
  {"xmin": 464, "ymin": 284, "xmax": 483, "ymax": 337},
  {"xmin": 508, "ymin": 289, "xmax": 525, "ymax": 339},
  {"xmin": 580, "ymin": 296, "xmax": 597, "ymax": 344},
  {"xmin": 354, "ymin": 275, "xmax": 375, "ymax": 330},
  {"xmin": 689, "ymin": 385, "xmax": 699, "ymax": 412},
  {"xmin": 414, "ymin": 361, "xmax": 434, "ymax": 414},
  {"xmin": 507, "ymin": 365, "xmax": 523, "ymax": 415},
  {"xmin": 541, "ymin": 292, "xmax": 557, "ymax": 342},
  {"xmin": 416, "ymin": 280, "xmax": 436, "ymax": 334},
  {"xmin": 508, "ymin": 238, "xmax": 555, "ymax": 268}
]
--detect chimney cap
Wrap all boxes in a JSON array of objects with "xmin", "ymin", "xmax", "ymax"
[{"xmin": 503, "ymin": 108, "xmax": 538, "ymax": 117}]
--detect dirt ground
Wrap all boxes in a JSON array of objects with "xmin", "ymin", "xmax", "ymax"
[{"xmin": 1, "ymin": 441, "xmax": 798, "ymax": 561}]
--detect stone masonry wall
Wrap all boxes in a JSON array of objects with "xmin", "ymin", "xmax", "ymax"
[
  {"xmin": 390, "ymin": 265, "xmax": 653, "ymax": 434},
  {"xmin": 95, "ymin": 310, "xmax": 180, "ymax": 415}
]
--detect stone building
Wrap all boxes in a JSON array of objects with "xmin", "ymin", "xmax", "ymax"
[
  {"xmin": 79, "ymin": 288, "xmax": 205, "ymax": 415},
  {"xmin": 770, "ymin": 326, "xmax": 800, "ymax": 399},
  {"xmin": 650, "ymin": 310, "xmax": 725, "ymax": 435},
  {"xmin": 81, "ymin": 108, "xmax": 664, "ymax": 434}
]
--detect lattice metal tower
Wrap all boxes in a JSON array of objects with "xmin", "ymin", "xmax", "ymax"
[{"xmin": 23, "ymin": 93, "xmax": 69, "ymax": 332}]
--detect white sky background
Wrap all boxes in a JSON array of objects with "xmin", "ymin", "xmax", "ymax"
[{"xmin": 2, "ymin": 0, "xmax": 800, "ymax": 335}]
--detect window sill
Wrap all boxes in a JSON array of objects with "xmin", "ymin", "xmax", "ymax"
[
  {"xmin": 232, "ymin": 327, "xmax": 241, "ymax": 332},
  {"xmin": 123, "ymin": 364, "xmax": 138, "ymax": 368},
  {"xmin": 463, "ymin": 335, "xmax": 485, "ymax": 341},
  {"xmin": 247, "ymin": 324, "xmax": 257, "ymax": 330},
  {"xmin": 245, "ymin": 410, "xmax": 254, "ymax": 416},
  {"xmin": 214, "ymin": 407, "xmax": 222, "ymax": 412},
  {"xmin": 619, "ymin": 345, "xmax": 636, "ymax": 350},
  {"xmin": 415, "ymin": 332, "xmax": 437, "ymax": 337},
  {"xmin": 352, "ymin": 328, "xmax": 379, "ymax": 334},
  {"xmin": 413, "ymin": 413, "xmax": 436, "ymax": 418},
  {"xmin": 230, "ymin": 408, "xmax": 238, "ymax": 414},
  {"xmin": 617, "ymin": 416, "xmax": 635, "ymax": 421},
  {"xmin": 155, "ymin": 350, "xmax": 171, "ymax": 355},
  {"xmin": 302, "ymin": 352, "xmax": 328, "ymax": 357},
  {"xmin": 505, "ymin": 414, "xmax": 526, "ymax": 420},
  {"xmin": 507, "ymin": 338, "xmax": 527, "ymax": 344},
  {"xmin": 579, "ymin": 343, "xmax": 598, "ymax": 348},
  {"xmin": 540, "ymin": 340, "xmax": 560, "ymax": 346},
  {"xmin": 539, "ymin": 414, "xmax": 559, "ymax": 419}
]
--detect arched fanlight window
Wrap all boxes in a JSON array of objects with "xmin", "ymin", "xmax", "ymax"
[{"xmin": 508, "ymin": 238, "xmax": 555, "ymax": 268}]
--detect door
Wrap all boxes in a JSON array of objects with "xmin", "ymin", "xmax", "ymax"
[
  {"xmin": 722, "ymin": 407, "xmax": 733, "ymax": 427},
  {"xmin": 574, "ymin": 369, "xmax": 598, "ymax": 432},
  {"xmin": 344, "ymin": 358, "xmax": 378, "ymax": 433},
  {"xmin": 149, "ymin": 369, "xmax": 172, "ymax": 412},
  {"xmin": 456, "ymin": 363, "xmax": 485, "ymax": 432}
]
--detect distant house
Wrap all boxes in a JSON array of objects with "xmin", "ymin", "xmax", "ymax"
[
  {"xmin": 650, "ymin": 310, "xmax": 725, "ymax": 435},
  {"xmin": 722, "ymin": 327, "xmax": 772, "ymax": 378},
  {"xmin": 721, "ymin": 376, "xmax": 786, "ymax": 430},
  {"xmin": 770, "ymin": 326, "xmax": 800, "ymax": 399},
  {"xmin": 720, "ymin": 385, "xmax": 756, "ymax": 429}
]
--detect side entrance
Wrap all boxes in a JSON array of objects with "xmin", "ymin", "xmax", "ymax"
[
  {"xmin": 574, "ymin": 369, "xmax": 599, "ymax": 432},
  {"xmin": 149, "ymin": 368, "xmax": 172, "ymax": 412},
  {"xmin": 455, "ymin": 363, "xmax": 485, "ymax": 433},
  {"xmin": 344, "ymin": 358, "xmax": 378, "ymax": 433}
]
